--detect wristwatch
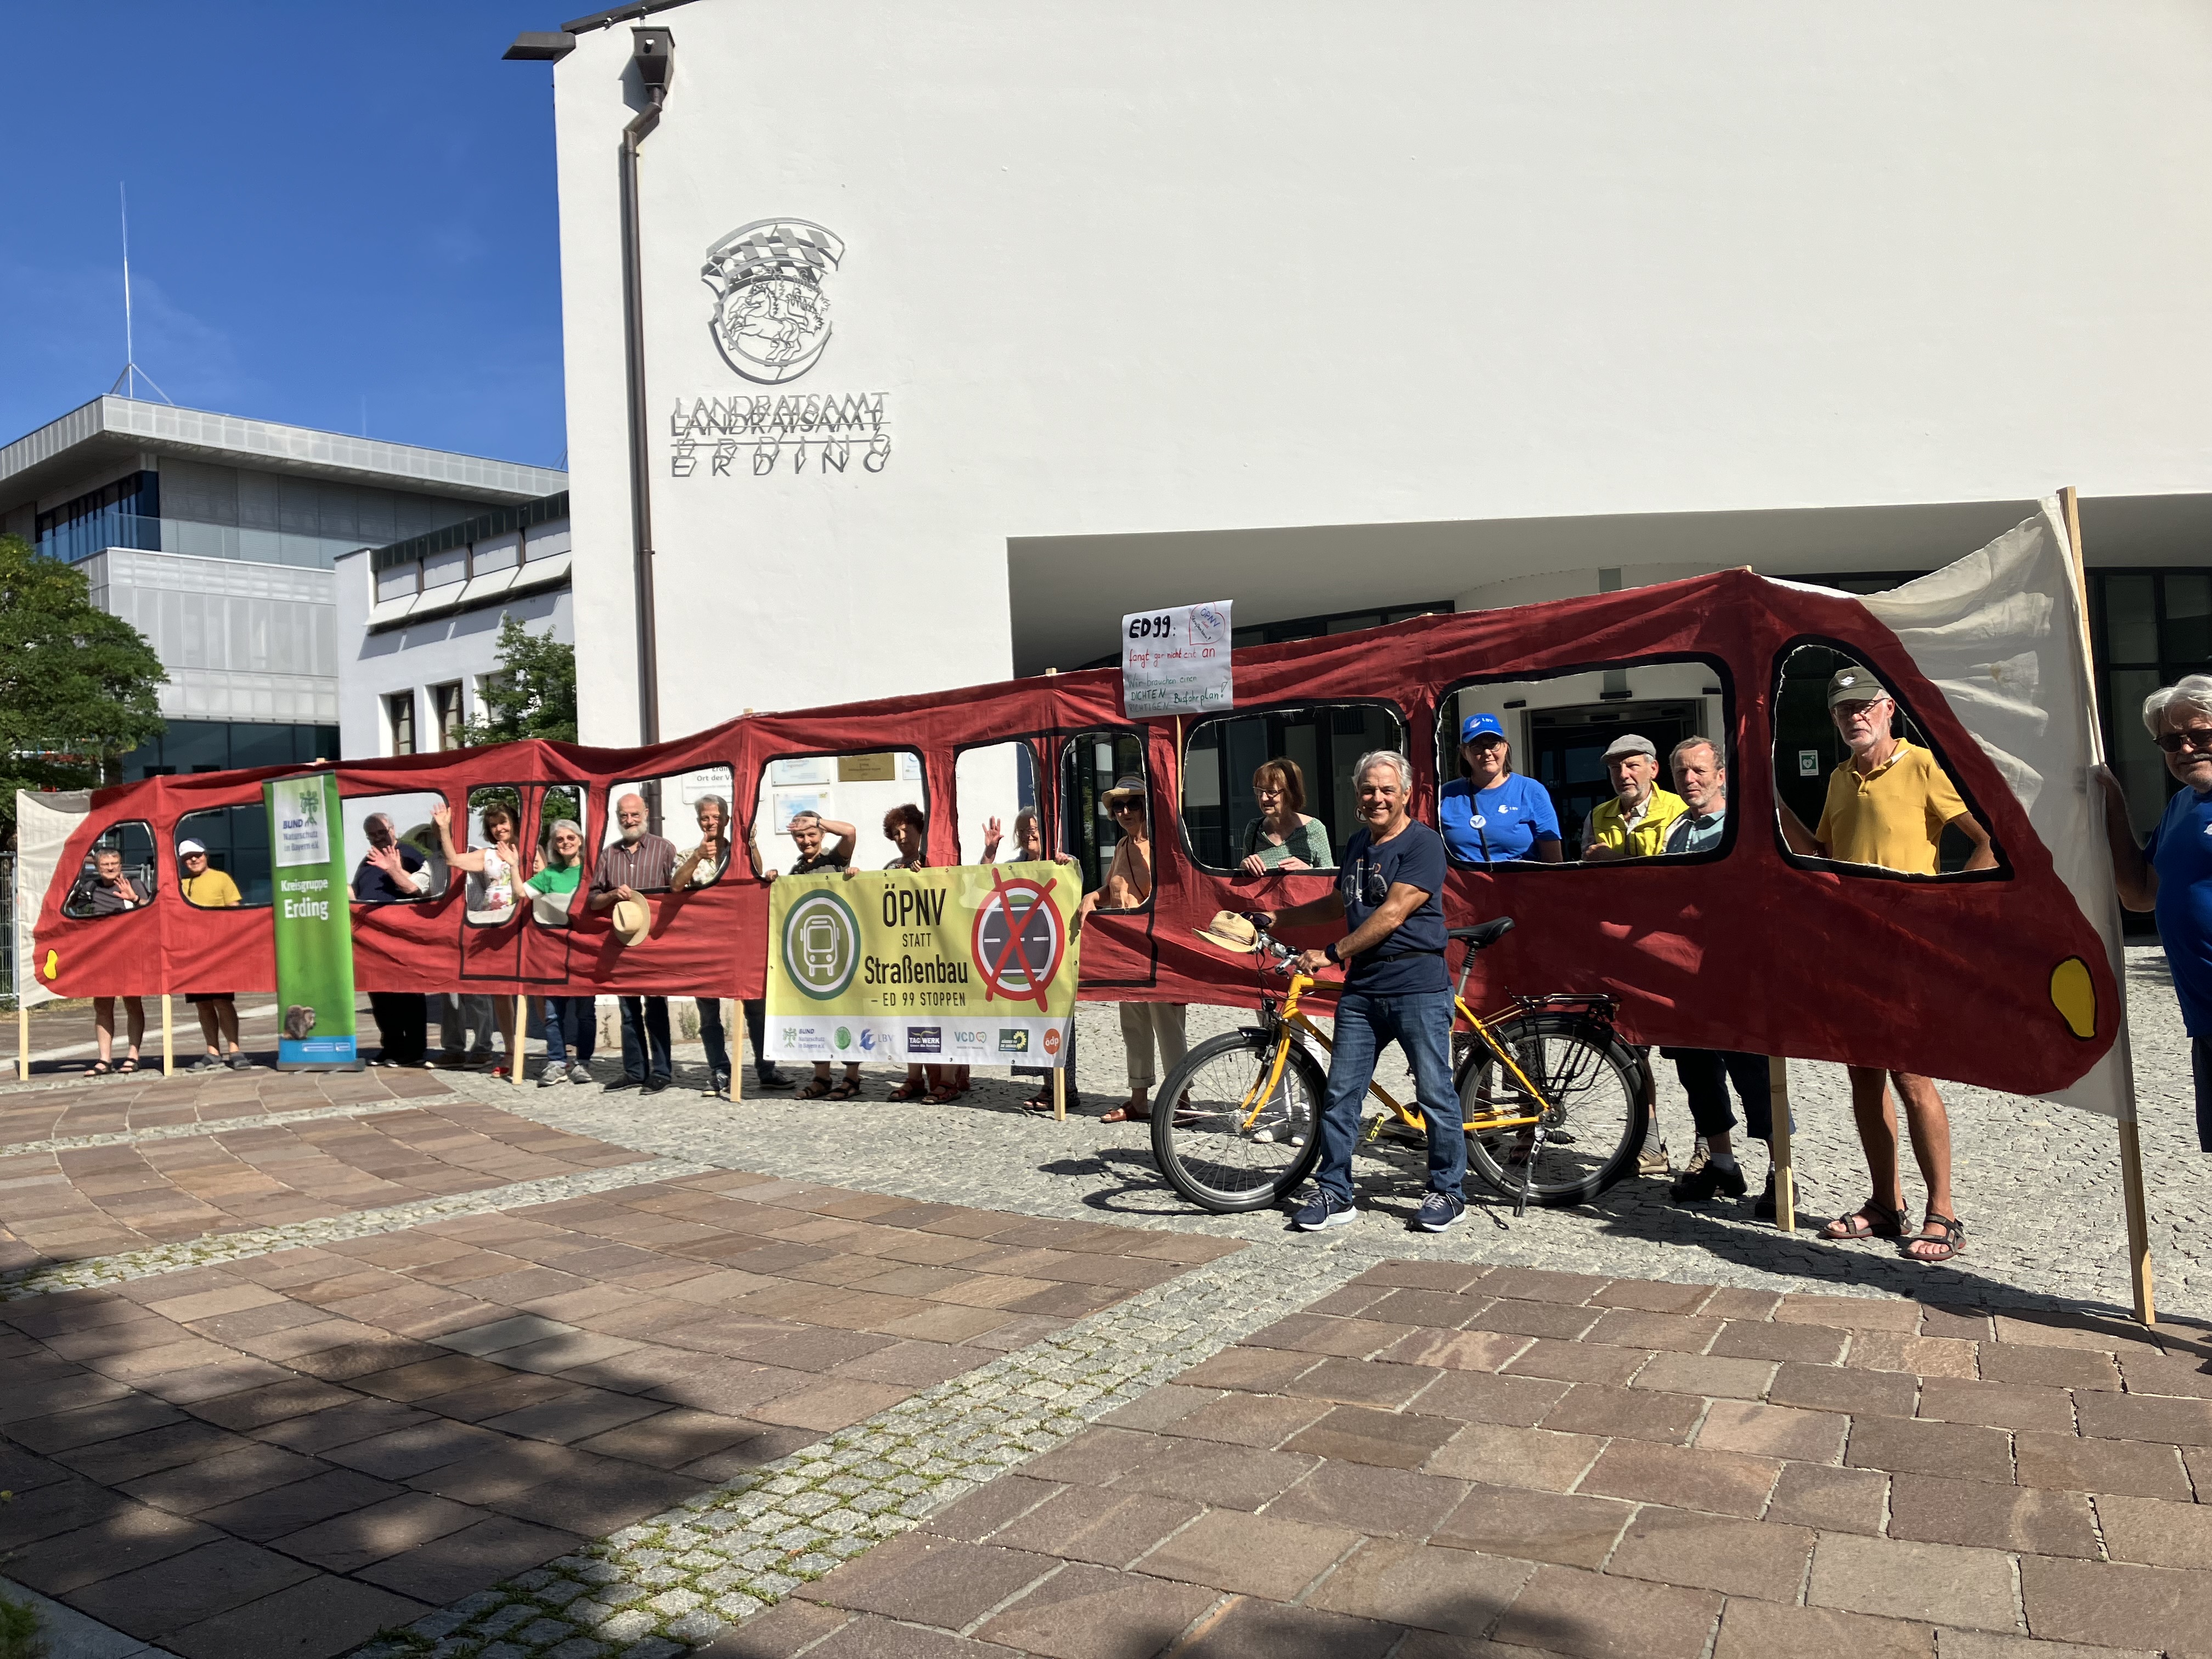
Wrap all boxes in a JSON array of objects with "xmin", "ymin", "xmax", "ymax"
[{"xmin": 1324, "ymin": 941, "xmax": 1342, "ymax": 966}]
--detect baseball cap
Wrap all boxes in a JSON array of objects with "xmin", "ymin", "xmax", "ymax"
[
  {"xmin": 1601, "ymin": 734, "xmax": 1657, "ymax": 762},
  {"xmin": 177, "ymin": 839, "xmax": 206, "ymax": 856},
  {"xmin": 1459, "ymin": 713, "xmax": 1506, "ymax": 743},
  {"xmin": 1826, "ymin": 667, "xmax": 1891, "ymax": 707}
]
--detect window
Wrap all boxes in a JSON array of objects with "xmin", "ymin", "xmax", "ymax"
[
  {"xmin": 461, "ymin": 786, "xmax": 527, "ymax": 924},
  {"xmin": 61, "ymin": 822, "xmax": 157, "ymax": 919},
  {"xmin": 119, "ymin": 720, "xmax": 337, "ymax": 782},
  {"xmin": 431, "ymin": 682, "xmax": 464, "ymax": 751},
  {"xmin": 1772, "ymin": 642, "xmax": 2003, "ymax": 879},
  {"xmin": 1181, "ymin": 704, "xmax": 1402, "ymax": 873},
  {"xmin": 745, "ymin": 751, "xmax": 927, "ymax": 876},
  {"xmin": 605, "ymin": 767, "xmax": 740, "ymax": 890},
  {"xmin": 36, "ymin": 471, "xmax": 160, "ymax": 563},
  {"xmin": 1060, "ymin": 731, "xmax": 1146, "ymax": 896},
  {"xmin": 387, "ymin": 692, "xmax": 417, "ymax": 757},
  {"xmin": 531, "ymin": 786, "xmax": 588, "ymax": 927},
  {"xmin": 1436, "ymin": 663, "xmax": 1729, "ymax": 864},
  {"xmin": 176, "ymin": 806, "xmax": 273, "ymax": 908},
  {"xmin": 341, "ymin": 792, "xmax": 450, "ymax": 904},
  {"xmin": 2093, "ymin": 571, "xmax": 2212, "ymax": 838},
  {"xmin": 956, "ymin": 742, "xmax": 1041, "ymax": 864}
]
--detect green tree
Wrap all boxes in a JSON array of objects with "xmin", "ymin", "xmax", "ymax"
[
  {"xmin": 459, "ymin": 612, "xmax": 578, "ymax": 746},
  {"xmin": 0, "ymin": 534, "xmax": 166, "ymax": 848}
]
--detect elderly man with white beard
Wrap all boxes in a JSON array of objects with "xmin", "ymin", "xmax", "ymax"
[{"xmin": 590, "ymin": 791, "xmax": 679, "ymax": 1092}]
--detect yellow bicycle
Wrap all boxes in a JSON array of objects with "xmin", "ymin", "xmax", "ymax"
[{"xmin": 1153, "ymin": 918, "xmax": 1651, "ymax": 1216}]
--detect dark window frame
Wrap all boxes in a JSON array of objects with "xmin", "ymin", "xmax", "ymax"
[
  {"xmin": 174, "ymin": 806, "xmax": 273, "ymax": 910},
  {"xmin": 341, "ymin": 789, "xmax": 453, "ymax": 906},
  {"xmin": 744, "ymin": 748, "xmax": 929, "ymax": 884},
  {"xmin": 1177, "ymin": 698, "xmax": 1408, "ymax": 877},
  {"xmin": 61, "ymin": 822, "xmax": 159, "ymax": 921}
]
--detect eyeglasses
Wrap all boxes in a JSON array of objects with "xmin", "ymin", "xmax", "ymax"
[{"xmin": 2158, "ymin": 727, "xmax": 2212, "ymax": 754}]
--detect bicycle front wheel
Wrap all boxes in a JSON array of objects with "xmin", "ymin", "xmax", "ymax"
[
  {"xmin": 1460, "ymin": 1013, "xmax": 1648, "ymax": 1206},
  {"xmin": 1152, "ymin": 1029, "xmax": 1327, "ymax": 1213}
]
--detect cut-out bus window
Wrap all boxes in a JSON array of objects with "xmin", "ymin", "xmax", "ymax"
[
  {"xmin": 460, "ymin": 786, "xmax": 527, "ymax": 924},
  {"xmin": 1060, "ymin": 730, "xmax": 1146, "ymax": 898},
  {"xmin": 176, "ymin": 805, "xmax": 272, "ymax": 907},
  {"xmin": 603, "ymin": 766, "xmax": 737, "ymax": 890},
  {"xmin": 1773, "ymin": 642, "xmax": 2004, "ymax": 879},
  {"xmin": 527, "ymin": 785, "xmax": 589, "ymax": 927},
  {"xmin": 1181, "ymin": 704, "xmax": 1401, "ymax": 874},
  {"xmin": 957, "ymin": 742, "xmax": 1041, "ymax": 864},
  {"xmin": 745, "ymin": 751, "xmax": 926, "ymax": 877},
  {"xmin": 61, "ymin": 822, "xmax": 156, "ymax": 919},
  {"xmin": 1438, "ymin": 664, "xmax": 1729, "ymax": 862},
  {"xmin": 343, "ymin": 792, "xmax": 449, "ymax": 904}
]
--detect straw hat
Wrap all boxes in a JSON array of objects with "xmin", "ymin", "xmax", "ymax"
[
  {"xmin": 1194, "ymin": 911, "xmax": 1260, "ymax": 955},
  {"xmin": 610, "ymin": 897, "xmax": 652, "ymax": 946}
]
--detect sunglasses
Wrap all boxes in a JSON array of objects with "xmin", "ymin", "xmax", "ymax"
[{"xmin": 2158, "ymin": 727, "xmax": 2212, "ymax": 754}]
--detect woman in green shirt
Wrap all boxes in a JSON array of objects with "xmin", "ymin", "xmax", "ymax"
[
  {"xmin": 1238, "ymin": 758, "xmax": 1333, "ymax": 874},
  {"xmin": 529, "ymin": 819, "xmax": 594, "ymax": 1086}
]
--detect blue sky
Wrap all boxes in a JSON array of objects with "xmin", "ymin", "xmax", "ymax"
[{"xmin": 0, "ymin": 2, "xmax": 571, "ymax": 470}]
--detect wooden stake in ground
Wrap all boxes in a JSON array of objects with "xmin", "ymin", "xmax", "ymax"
[
  {"xmin": 1053, "ymin": 1064, "xmax": 1066, "ymax": 1123},
  {"xmin": 2059, "ymin": 484, "xmax": 2156, "ymax": 1326},
  {"xmin": 15, "ymin": 1005, "xmax": 27, "ymax": 1082},
  {"xmin": 161, "ymin": 994, "xmax": 175, "ymax": 1076},
  {"xmin": 1768, "ymin": 1057, "xmax": 1796, "ymax": 1234},
  {"xmin": 515, "ymin": 995, "xmax": 528, "ymax": 1087}
]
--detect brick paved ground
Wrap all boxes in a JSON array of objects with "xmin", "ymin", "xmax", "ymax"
[
  {"xmin": 2, "ymin": 948, "xmax": 2209, "ymax": 1657},
  {"xmin": 744, "ymin": 1261, "xmax": 2212, "ymax": 1658}
]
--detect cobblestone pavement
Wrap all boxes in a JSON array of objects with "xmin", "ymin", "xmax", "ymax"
[{"xmin": 0, "ymin": 947, "xmax": 2203, "ymax": 1657}]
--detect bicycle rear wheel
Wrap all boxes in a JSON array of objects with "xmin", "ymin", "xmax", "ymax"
[
  {"xmin": 1152, "ymin": 1029, "xmax": 1327, "ymax": 1213},
  {"xmin": 1460, "ymin": 1012, "xmax": 1647, "ymax": 1206}
]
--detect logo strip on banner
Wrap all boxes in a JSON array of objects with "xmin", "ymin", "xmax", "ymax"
[
  {"xmin": 264, "ymin": 773, "xmax": 358, "ymax": 1070},
  {"xmin": 767, "ymin": 862, "xmax": 1080, "ymax": 1066},
  {"xmin": 1122, "ymin": 600, "xmax": 1233, "ymax": 719}
]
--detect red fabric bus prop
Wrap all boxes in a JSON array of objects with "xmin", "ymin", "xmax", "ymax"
[{"xmin": 22, "ymin": 546, "xmax": 2118, "ymax": 1101}]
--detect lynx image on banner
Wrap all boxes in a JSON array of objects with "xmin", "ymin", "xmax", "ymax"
[
  {"xmin": 768, "ymin": 861, "xmax": 1081, "ymax": 1069},
  {"xmin": 264, "ymin": 772, "xmax": 358, "ymax": 1069}
]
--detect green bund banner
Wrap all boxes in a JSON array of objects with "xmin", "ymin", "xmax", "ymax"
[
  {"xmin": 767, "ymin": 861, "xmax": 1081, "ymax": 1068},
  {"xmin": 264, "ymin": 772, "xmax": 358, "ymax": 1069}
]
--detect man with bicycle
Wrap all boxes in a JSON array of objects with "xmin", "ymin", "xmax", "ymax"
[{"xmin": 1255, "ymin": 749, "xmax": 1466, "ymax": 1233}]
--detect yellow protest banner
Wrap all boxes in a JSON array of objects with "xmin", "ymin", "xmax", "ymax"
[{"xmin": 767, "ymin": 861, "xmax": 1081, "ymax": 1068}]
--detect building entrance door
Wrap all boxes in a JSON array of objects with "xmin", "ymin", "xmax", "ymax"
[{"xmin": 1525, "ymin": 702, "xmax": 1700, "ymax": 849}]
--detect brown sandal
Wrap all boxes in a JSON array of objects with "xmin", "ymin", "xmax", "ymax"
[
  {"xmin": 1100, "ymin": 1102, "xmax": 1152, "ymax": 1123},
  {"xmin": 887, "ymin": 1079, "xmax": 929, "ymax": 1102},
  {"xmin": 1903, "ymin": 1214, "xmax": 1967, "ymax": 1262},
  {"xmin": 1820, "ymin": 1201, "xmax": 1908, "ymax": 1242}
]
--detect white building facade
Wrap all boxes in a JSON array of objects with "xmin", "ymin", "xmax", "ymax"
[
  {"xmin": 333, "ymin": 494, "xmax": 574, "ymax": 759},
  {"xmin": 535, "ymin": 1, "xmax": 2212, "ymax": 852}
]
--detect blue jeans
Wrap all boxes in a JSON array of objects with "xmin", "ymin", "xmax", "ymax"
[
  {"xmin": 620, "ymin": 996, "xmax": 672, "ymax": 1084},
  {"xmin": 1315, "ymin": 988, "xmax": 1464, "ymax": 1204},
  {"xmin": 542, "ymin": 997, "xmax": 596, "ymax": 1066}
]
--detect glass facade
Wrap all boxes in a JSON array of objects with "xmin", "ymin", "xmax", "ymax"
[
  {"xmin": 119, "ymin": 719, "xmax": 339, "ymax": 781},
  {"xmin": 2094, "ymin": 571, "xmax": 2212, "ymax": 834},
  {"xmin": 36, "ymin": 472, "xmax": 162, "ymax": 562}
]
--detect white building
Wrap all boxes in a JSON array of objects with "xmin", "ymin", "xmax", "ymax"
[
  {"xmin": 526, "ymin": 2, "xmax": 2212, "ymax": 857},
  {"xmin": 333, "ymin": 493, "xmax": 573, "ymax": 759}
]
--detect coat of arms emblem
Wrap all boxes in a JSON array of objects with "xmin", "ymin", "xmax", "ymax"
[{"xmin": 701, "ymin": 219, "xmax": 844, "ymax": 385}]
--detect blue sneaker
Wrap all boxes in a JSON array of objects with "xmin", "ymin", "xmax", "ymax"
[
  {"xmin": 1416, "ymin": 1191, "xmax": 1465, "ymax": 1233},
  {"xmin": 1291, "ymin": 1189, "xmax": 1358, "ymax": 1231}
]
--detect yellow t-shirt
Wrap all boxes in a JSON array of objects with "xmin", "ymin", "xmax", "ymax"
[
  {"xmin": 1585, "ymin": 788, "xmax": 1688, "ymax": 857},
  {"xmin": 181, "ymin": 867, "xmax": 242, "ymax": 908},
  {"xmin": 1815, "ymin": 740, "xmax": 1969, "ymax": 875}
]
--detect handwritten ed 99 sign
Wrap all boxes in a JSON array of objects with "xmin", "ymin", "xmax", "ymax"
[{"xmin": 1121, "ymin": 600, "xmax": 1233, "ymax": 719}]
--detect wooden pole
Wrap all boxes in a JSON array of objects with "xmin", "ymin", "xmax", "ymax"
[
  {"xmin": 730, "ymin": 1000, "xmax": 743, "ymax": 1102},
  {"xmin": 515, "ymin": 995, "xmax": 527, "ymax": 1087},
  {"xmin": 1053, "ymin": 1063, "xmax": 1066, "ymax": 1123},
  {"xmin": 2059, "ymin": 485, "xmax": 2156, "ymax": 1325},
  {"xmin": 16, "ymin": 1004, "xmax": 28, "ymax": 1082},
  {"xmin": 1768, "ymin": 1056, "xmax": 1796, "ymax": 1234},
  {"xmin": 160, "ymin": 995, "xmax": 174, "ymax": 1077}
]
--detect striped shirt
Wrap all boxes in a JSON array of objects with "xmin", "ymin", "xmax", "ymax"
[{"xmin": 591, "ymin": 833, "xmax": 677, "ymax": 894}]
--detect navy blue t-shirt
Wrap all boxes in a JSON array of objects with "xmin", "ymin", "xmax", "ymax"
[
  {"xmin": 2149, "ymin": 785, "xmax": 2212, "ymax": 1036},
  {"xmin": 1338, "ymin": 818, "xmax": 1449, "ymax": 995}
]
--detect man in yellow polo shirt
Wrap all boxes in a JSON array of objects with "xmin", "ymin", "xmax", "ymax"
[
  {"xmin": 177, "ymin": 839, "xmax": 249, "ymax": 1071},
  {"xmin": 1581, "ymin": 734, "xmax": 1687, "ymax": 861},
  {"xmin": 1781, "ymin": 667, "xmax": 1994, "ymax": 1265}
]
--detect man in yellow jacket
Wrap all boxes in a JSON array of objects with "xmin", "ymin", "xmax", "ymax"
[{"xmin": 1582, "ymin": 734, "xmax": 1688, "ymax": 860}]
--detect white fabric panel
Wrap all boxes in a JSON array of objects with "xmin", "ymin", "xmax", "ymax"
[
  {"xmin": 14, "ymin": 791, "xmax": 90, "ymax": 1009},
  {"xmin": 1847, "ymin": 500, "xmax": 2132, "ymax": 1119}
]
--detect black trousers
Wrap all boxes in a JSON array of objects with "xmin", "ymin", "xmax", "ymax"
[
  {"xmin": 368, "ymin": 993, "xmax": 429, "ymax": 1066},
  {"xmin": 619, "ymin": 996, "xmax": 673, "ymax": 1083},
  {"xmin": 1669, "ymin": 1048, "xmax": 1773, "ymax": 1141}
]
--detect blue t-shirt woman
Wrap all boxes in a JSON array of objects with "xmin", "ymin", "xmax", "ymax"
[{"xmin": 1438, "ymin": 772, "xmax": 1562, "ymax": 864}]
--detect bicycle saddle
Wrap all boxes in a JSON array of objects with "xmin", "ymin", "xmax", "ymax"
[{"xmin": 1448, "ymin": 918, "xmax": 1515, "ymax": 950}]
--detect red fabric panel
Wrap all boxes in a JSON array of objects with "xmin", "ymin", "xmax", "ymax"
[{"xmin": 29, "ymin": 572, "xmax": 2115, "ymax": 1096}]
